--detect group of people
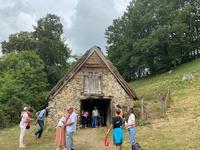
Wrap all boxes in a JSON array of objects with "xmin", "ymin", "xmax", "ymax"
[
  {"xmin": 106, "ymin": 107, "xmax": 136, "ymax": 150},
  {"xmin": 81, "ymin": 107, "xmax": 104, "ymax": 128},
  {"xmin": 19, "ymin": 106, "xmax": 77, "ymax": 150},
  {"xmin": 19, "ymin": 105, "xmax": 137, "ymax": 150},
  {"xmin": 55, "ymin": 107, "xmax": 77, "ymax": 150}
]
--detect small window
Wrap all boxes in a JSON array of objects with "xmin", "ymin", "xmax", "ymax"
[{"xmin": 83, "ymin": 72, "xmax": 103, "ymax": 95}]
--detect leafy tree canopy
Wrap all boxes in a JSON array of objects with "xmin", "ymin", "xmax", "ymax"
[
  {"xmin": 1, "ymin": 14, "xmax": 71, "ymax": 87},
  {"xmin": 106, "ymin": 0, "xmax": 200, "ymax": 80}
]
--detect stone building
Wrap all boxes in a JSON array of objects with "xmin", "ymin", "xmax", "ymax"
[{"xmin": 47, "ymin": 46, "xmax": 138, "ymax": 126}]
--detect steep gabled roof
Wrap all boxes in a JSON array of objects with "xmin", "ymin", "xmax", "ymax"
[{"xmin": 47, "ymin": 46, "xmax": 138, "ymax": 100}]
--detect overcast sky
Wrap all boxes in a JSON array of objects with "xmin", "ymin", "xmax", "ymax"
[{"xmin": 0, "ymin": 0, "xmax": 131, "ymax": 55}]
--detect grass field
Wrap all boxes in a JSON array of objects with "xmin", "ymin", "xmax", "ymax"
[
  {"xmin": 132, "ymin": 58, "xmax": 200, "ymax": 149},
  {"xmin": 1, "ymin": 58, "xmax": 200, "ymax": 150}
]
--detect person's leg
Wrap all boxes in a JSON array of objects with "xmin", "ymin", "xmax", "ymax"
[
  {"xmin": 92, "ymin": 117, "xmax": 94, "ymax": 128},
  {"xmin": 85, "ymin": 117, "xmax": 88, "ymax": 128},
  {"xmin": 94, "ymin": 116, "xmax": 97, "ymax": 128},
  {"xmin": 71, "ymin": 132, "xmax": 74, "ymax": 150},
  {"xmin": 35, "ymin": 120, "xmax": 43, "ymax": 137},
  {"xmin": 19, "ymin": 127, "xmax": 26, "ymax": 147},
  {"xmin": 116, "ymin": 144, "xmax": 122, "ymax": 150},
  {"xmin": 34, "ymin": 120, "xmax": 44, "ymax": 138},
  {"xmin": 38, "ymin": 120, "xmax": 44, "ymax": 138},
  {"xmin": 119, "ymin": 145, "xmax": 122, "ymax": 150},
  {"xmin": 80, "ymin": 116, "xmax": 83, "ymax": 127},
  {"xmin": 116, "ymin": 145, "xmax": 120, "ymax": 150},
  {"xmin": 66, "ymin": 132, "xmax": 74, "ymax": 150},
  {"xmin": 82, "ymin": 117, "xmax": 85, "ymax": 128},
  {"xmin": 128, "ymin": 128, "xmax": 136, "ymax": 147}
]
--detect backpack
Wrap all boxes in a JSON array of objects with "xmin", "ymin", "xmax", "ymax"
[
  {"xmin": 35, "ymin": 111, "xmax": 41, "ymax": 118},
  {"xmin": 132, "ymin": 143, "xmax": 142, "ymax": 150},
  {"xmin": 26, "ymin": 112, "xmax": 31, "ymax": 130}
]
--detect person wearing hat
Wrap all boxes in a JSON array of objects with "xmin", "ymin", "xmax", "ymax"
[
  {"xmin": 19, "ymin": 107, "xmax": 32, "ymax": 148},
  {"xmin": 63, "ymin": 107, "xmax": 77, "ymax": 150},
  {"xmin": 125, "ymin": 108, "xmax": 136, "ymax": 150},
  {"xmin": 35, "ymin": 107, "xmax": 49, "ymax": 138}
]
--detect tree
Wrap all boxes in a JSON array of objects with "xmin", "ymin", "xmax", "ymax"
[
  {"xmin": 1, "ymin": 14, "xmax": 71, "ymax": 87},
  {"xmin": 105, "ymin": 0, "xmax": 200, "ymax": 80},
  {"xmin": 0, "ymin": 51, "xmax": 48, "ymax": 108},
  {"xmin": 33, "ymin": 14, "xmax": 71, "ymax": 86},
  {"xmin": 1, "ymin": 32, "xmax": 36, "ymax": 53},
  {"xmin": 0, "ymin": 51, "xmax": 48, "ymax": 127}
]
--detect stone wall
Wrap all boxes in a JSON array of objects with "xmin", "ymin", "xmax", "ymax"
[{"xmin": 48, "ymin": 68, "xmax": 134, "ymax": 124}]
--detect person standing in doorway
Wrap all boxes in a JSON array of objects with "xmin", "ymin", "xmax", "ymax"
[
  {"xmin": 82, "ymin": 110, "xmax": 89, "ymax": 128},
  {"xmin": 64, "ymin": 107, "xmax": 77, "ymax": 150},
  {"xmin": 35, "ymin": 107, "xmax": 49, "ymax": 139},
  {"xmin": 125, "ymin": 108, "xmax": 136, "ymax": 150},
  {"xmin": 92, "ymin": 107, "xmax": 98, "ymax": 128}
]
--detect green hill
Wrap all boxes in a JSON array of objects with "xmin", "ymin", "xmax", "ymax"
[
  {"xmin": 132, "ymin": 58, "xmax": 200, "ymax": 149},
  {"xmin": 0, "ymin": 58, "xmax": 200, "ymax": 150}
]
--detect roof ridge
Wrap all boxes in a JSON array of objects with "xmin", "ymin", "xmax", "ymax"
[{"xmin": 47, "ymin": 46, "xmax": 138, "ymax": 100}]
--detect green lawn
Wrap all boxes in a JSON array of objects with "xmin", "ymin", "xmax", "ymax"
[
  {"xmin": 130, "ymin": 58, "xmax": 200, "ymax": 149},
  {"xmin": 1, "ymin": 58, "xmax": 200, "ymax": 150}
]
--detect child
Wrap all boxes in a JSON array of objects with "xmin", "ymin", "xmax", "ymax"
[
  {"xmin": 116, "ymin": 104, "xmax": 124, "ymax": 119},
  {"xmin": 55, "ymin": 111, "xmax": 66, "ymax": 150},
  {"xmin": 106, "ymin": 109, "xmax": 124, "ymax": 150}
]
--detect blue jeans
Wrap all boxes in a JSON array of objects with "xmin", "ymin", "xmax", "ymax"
[
  {"xmin": 128, "ymin": 127, "xmax": 136, "ymax": 145},
  {"xmin": 35, "ymin": 120, "xmax": 44, "ymax": 138},
  {"xmin": 92, "ymin": 116, "xmax": 97, "ymax": 128},
  {"xmin": 66, "ymin": 132, "xmax": 74, "ymax": 150}
]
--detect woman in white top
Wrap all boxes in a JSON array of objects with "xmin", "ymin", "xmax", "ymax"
[
  {"xmin": 125, "ymin": 108, "xmax": 136, "ymax": 150},
  {"xmin": 55, "ymin": 111, "xmax": 66, "ymax": 150},
  {"xmin": 19, "ymin": 107, "xmax": 29, "ymax": 148}
]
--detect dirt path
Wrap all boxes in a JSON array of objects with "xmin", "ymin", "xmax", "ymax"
[{"xmin": 74, "ymin": 127, "xmax": 115, "ymax": 150}]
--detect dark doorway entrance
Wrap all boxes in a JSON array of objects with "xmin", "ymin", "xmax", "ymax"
[{"xmin": 80, "ymin": 99, "xmax": 111, "ymax": 127}]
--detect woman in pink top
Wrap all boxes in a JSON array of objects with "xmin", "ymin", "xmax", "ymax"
[{"xmin": 82, "ymin": 111, "xmax": 89, "ymax": 128}]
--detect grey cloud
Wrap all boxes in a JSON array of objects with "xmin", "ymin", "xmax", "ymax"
[
  {"xmin": 66, "ymin": 0, "xmax": 127, "ymax": 54},
  {"xmin": 0, "ymin": 0, "xmax": 130, "ymax": 55}
]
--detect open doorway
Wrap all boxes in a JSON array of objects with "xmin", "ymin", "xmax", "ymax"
[{"xmin": 80, "ymin": 99, "xmax": 111, "ymax": 127}]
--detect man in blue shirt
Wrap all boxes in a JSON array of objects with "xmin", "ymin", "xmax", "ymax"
[
  {"xmin": 35, "ymin": 107, "xmax": 49, "ymax": 138},
  {"xmin": 64, "ymin": 107, "xmax": 77, "ymax": 150}
]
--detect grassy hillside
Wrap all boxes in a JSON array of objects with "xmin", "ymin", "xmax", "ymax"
[
  {"xmin": 0, "ymin": 58, "xmax": 200, "ymax": 150},
  {"xmin": 131, "ymin": 58, "xmax": 200, "ymax": 149}
]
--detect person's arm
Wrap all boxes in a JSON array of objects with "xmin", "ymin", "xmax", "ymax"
[
  {"xmin": 66, "ymin": 121, "xmax": 74, "ymax": 126},
  {"xmin": 63, "ymin": 114, "xmax": 76, "ymax": 126}
]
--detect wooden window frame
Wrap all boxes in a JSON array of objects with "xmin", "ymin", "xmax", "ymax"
[{"xmin": 83, "ymin": 72, "xmax": 103, "ymax": 95}]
